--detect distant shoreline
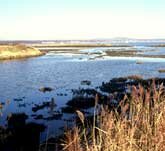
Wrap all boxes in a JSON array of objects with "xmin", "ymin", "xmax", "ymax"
[{"xmin": 32, "ymin": 43, "xmax": 130, "ymax": 48}]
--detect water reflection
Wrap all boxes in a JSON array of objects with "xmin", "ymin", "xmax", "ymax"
[{"xmin": 0, "ymin": 46, "xmax": 165, "ymax": 142}]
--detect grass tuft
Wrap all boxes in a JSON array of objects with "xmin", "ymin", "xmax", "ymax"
[{"xmin": 63, "ymin": 81, "xmax": 165, "ymax": 151}]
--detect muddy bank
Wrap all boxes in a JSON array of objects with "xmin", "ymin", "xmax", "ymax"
[
  {"xmin": 105, "ymin": 50, "xmax": 165, "ymax": 58},
  {"xmin": 0, "ymin": 113, "xmax": 45, "ymax": 151},
  {"xmin": 158, "ymin": 69, "xmax": 165, "ymax": 73},
  {"xmin": 63, "ymin": 77, "xmax": 165, "ymax": 111}
]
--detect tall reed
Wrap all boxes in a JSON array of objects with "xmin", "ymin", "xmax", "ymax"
[{"xmin": 63, "ymin": 81, "xmax": 165, "ymax": 151}]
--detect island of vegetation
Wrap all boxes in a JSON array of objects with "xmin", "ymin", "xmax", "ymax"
[{"xmin": 0, "ymin": 44, "xmax": 44, "ymax": 60}]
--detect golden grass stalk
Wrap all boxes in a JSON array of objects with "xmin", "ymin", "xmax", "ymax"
[{"xmin": 63, "ymin": 81, "xmax": 165, "ymax": 151}]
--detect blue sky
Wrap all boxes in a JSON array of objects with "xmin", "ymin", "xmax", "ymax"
[{"xmin": 0, "ymin": 0, "xmax": 165, "ymax": 40}]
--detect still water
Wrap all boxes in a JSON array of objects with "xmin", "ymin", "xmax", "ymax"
[{"xmin": 0, "ymin": 46, "xmax": 165, "ymax": 140}]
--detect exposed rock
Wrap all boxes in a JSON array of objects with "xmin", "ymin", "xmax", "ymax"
[
  {"xmin": 81, "ymin": 80, "xmax": 91, "ymax": 85},
  {"xmin": 39, "ymin": 87, "xmax": 53, "ymax": 93},
  {"xmin": 32, "ymin": 100, "xmax": 57, "ymax": 112},
  {"xmin": 13, "ymin": 98, "xmax": 23, "ymax": 102}
]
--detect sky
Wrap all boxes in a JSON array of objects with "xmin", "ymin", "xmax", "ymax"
[{"xmin": 0, "ymin": 0, "xmax": 165, "ymax": 40}]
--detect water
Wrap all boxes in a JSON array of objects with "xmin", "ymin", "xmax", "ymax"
[{"xmin": 0, "ymin": 45, "xmax": 165, "ymax": 141}]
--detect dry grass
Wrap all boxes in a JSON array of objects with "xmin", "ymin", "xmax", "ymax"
[
  {"xmin": 127, "ymin": 75, "xmax": 143, "ymax": 80},
  {"xmin": 0, "ymin": 44, "xmax": 44, "ymax": 60},
  {"xmin": 63, "ymin": 81, "xmax": 165, "ymax": 151}
]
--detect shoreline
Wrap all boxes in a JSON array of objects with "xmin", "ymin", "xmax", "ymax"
[
  {"xmin": 0, "ymin": 44, "xmax": 45, "ymax": 60},
  {"xmin": 31, "ymin": 43, "xmax": 130, "ymax": 48},
  {"xmin": 0, "ymin": 76, "xmax": 164, "ymax": 150}
]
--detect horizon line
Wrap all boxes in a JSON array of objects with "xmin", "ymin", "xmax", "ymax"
[{"xmin": 0, "ymin": 38, "xmax": 165, "ymax": 41}]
